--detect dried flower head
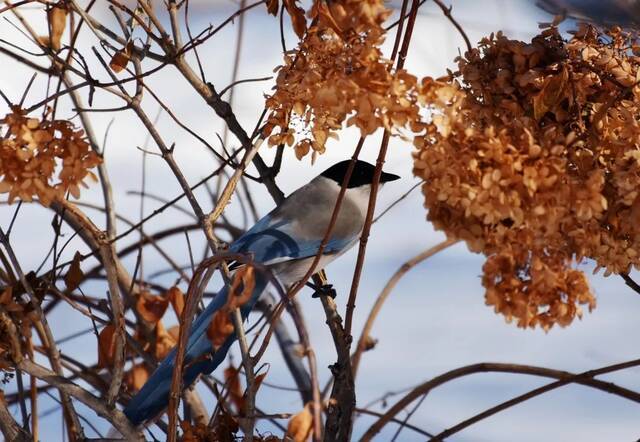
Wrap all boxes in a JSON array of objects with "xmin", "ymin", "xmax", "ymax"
[
  {"xmin": 414, "ymin": 24, "xmax": 640, "ymax": 329},
  {"xmin": 265, "ymin": 0, "xmax": 423, "ymax": 159},
  {"xmin": 0, "ymin": 107, "xmax": 102, "ymax": 206}
]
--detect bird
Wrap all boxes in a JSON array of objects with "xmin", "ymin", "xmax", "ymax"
[{"xmin": 123, "ymin": 159, "xmax": 400, "ymax": 425}]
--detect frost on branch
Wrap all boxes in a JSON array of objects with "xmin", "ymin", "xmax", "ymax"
[
  {"xmin": 413, "ymin": 25, "xmax": 640, "ymax": 330},
  {"xmin": 0, "ymin": 107, "xmax": 102, "ymax": 206}
]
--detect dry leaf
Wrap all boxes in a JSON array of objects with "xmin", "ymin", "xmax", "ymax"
[
  {"xmin": 0, "ymin": 286, "xmax": 21, "ymax": 313},
  {"xmin": 97, "ymin": 324, "xmax": 117, "ymax": 368},
  {"xmin": 227, "ymin": 266, "xmax": 255, "ymax": 310},
  {"xmin": 109, "ymin": 41, "xmax": 133, "ymax": 73},
  {"xmin": 224, "ymin": 365, "xmax": 244, "ymax": 413},
  {"xmin": 125, "ymin": 363, "xmax": 150, "ymax": 391},
  {"xmin": 167, "ymin": 324, "xmax": 180, "ymax": 342},
  {"xmin": 206, "ymin": 310, "xmax": 234, "ymax": 350},
  {"xmin": 64, "ymin": 252, "xmax": 84, "ymax": 291},
  {"xmin": 154, "ymin": 321, "xmax": 177, "ymax": 359},
  {"xmin": 253, "ymin": 366, "xmax": 269, "ymax": 393},
  {"xmin": 45, "ymin": 2, "xmax": 67, "ymax": 51},
  {"xmin": 533, "ymin": 66, "xmax": 569, "ymax": 120},
  {"xmin": 284, "ymin": 0, "xmax": 306, "ymax": 39},
  {"xmin": 0, "ymin": 287, "xmax": 12, "ymax": 305},
  {"xmin": 207, "ymin": 411, "xmax": 240, "ymax": 441},
  {"xmin": 136, "ymin": 290, "xmax": 169, "ymax": 324},
  {"xmin": 286, "ymin": 404, "xmax": 313, "ymax": 442},
  {"xmin": 312, "ymin": 2, "xmax": 342, "ymax": 36},
  {"xmin": 167, "ymin": 286, "xmax": 185, "ymax": 317},
  {"xmin": 266, "ymin": 0, "xmax": 279, "ymax": 15},
  {"xmin": 180, "ymin": 420, "xmax": 208, "ymax": 442}
]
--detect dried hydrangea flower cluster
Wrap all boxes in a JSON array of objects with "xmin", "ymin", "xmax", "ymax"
[
  {"xmin": 413, "ymin": 24, "xmax": 640, "ymax": 330},
  {"xmin": 0, "ymin": 107, "xmax": 101, "ymax": 206},
  {"xmin": 265, "ymin": 0, "xmax": 423, "ymax": 159}
]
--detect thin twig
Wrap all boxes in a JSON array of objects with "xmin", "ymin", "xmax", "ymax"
[
  {"xmin": 167, "ymin": 260, "xmax": 218, "ymax": 441},
  {"xmin": 432, "ymin": 0, "xmax": 472, "ymax": 53},
  {"xmin": 232, "ymin": 307, "xmax": 256, "ymax": 441},
  {"xmin": 17, "ymin": 359, "xmax": 144, "ymax": 440},
  {"xmin": 361, "ymin": 360, "xmax": 640, "ymax": 440},
  {"xmin": 0, "ymin": 226, "xmax": 85, "ymax": 440},
  {"xmin": 428, "ymin": 359, "xmax": 640, "ymax": 441},
  {"xmin": 352, "ymin": 239, "xmax": 456, "ymax": 378},
  {"xmin": 344, "ymin": 0, "xmax": 420, "ymax": 339},
  {"xmin": 0, "ymin": 386, "xmax": 30, "ymax": 441},
  {"xmin": 621, "ymin": 273, "xmax": 640, "ymax": 295}
]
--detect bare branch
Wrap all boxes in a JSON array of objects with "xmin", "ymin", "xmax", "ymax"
[
  {"xmin": 352, "ymin": 239, "xmax": 457, "ymax": 378},
  {"xmin": 17, "ymin": 359, "xmax": 144, "ymax": 441},
  {"xmin": 0, "ymin": 388, "xmax": 30, "ymax": 442},
  {"xmin": 361, "ymin": 360, "xmax": 640, "ymax": 440}
]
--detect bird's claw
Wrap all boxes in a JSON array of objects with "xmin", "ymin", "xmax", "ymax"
[{"xmin": 312, "ymin": 283, "xmax": 337, "ymax": 299}]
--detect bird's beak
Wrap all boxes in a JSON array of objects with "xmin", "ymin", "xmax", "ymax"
[{"xmin": 380, "ymin": 170, "xmax": 401, "ymax": 183}]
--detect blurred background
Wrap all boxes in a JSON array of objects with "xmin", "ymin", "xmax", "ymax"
[{"xmin": 1, "ymin": 0, "xmax": 639, "ymax": 440}]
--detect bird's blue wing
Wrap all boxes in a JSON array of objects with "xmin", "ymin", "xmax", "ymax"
[{"xmin": 230, "ymin": 213, "xmax": 354, "ymax": 263}]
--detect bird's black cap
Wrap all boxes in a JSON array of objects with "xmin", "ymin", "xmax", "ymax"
[{"xmin": 321, "ymin": 159, "xmax": 400, "ymax": 188}]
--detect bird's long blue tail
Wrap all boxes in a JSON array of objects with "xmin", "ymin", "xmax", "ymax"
[{"xmin": 123, "ymin": 274, "xmax": 269, "ymax": 425}]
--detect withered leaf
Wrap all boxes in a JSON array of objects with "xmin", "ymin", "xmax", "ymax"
[
  {"xmin": 64, "ymin": 252, "xmax": 84, "ymax": 291},
  {"xmin": 0, "ymin": 287, "xmax": 12, "ymax": 305},
  {"xmin": 180, "ymin": 420, "xmax": 209, "ymax": 442},
  {"xmin": 227, "ymin": 266, "xmax": 255, "ymax": 310},
  {"xmin": 286, "ymin": 404, "xmax": 313, "ymax": 442},
  {"xmin": 208, "ymin": 411, "xmax": 239, "ymax": 441},
  {"xmin": 136, "ymin": 290, "xmax": 169, "ymax": 324},
  {"xmin": 109, "ymin": 41, "xmax": 133, "ymax": 73},
  {"xmin": 253, "ymin": 365, "xmax": 269, "ymax": 394},
  {"xmin": 167, "ymin": 324, "xmax": 180, "ymax": 342},
  {"xmin": 206, "ymin": 310, "xmax": 234, "ymax": 350},
  {"xmin": 109, "ymin": 52, "xmax": 129, "ymax": 73},
  {"xmin": 266, "ymin": 0, "xmax": 279, "ymax": 15},
  {"xmin": 312, "ymin": 2, "xmax": 342, "ymax": 36},
  {"xmin": 0, "ymin": 285, "xmax": 21, "ymax": 313},
  {"xmin": 224, "ymin": 364, "xmax": 244, "ymax": 413},
  {"xmin": 533, "ymin": 66, "xmax": 569, "ymax": 120},
  {"xmin": 124, "ymin": 363, "xmax": 150, "ymax": 391},
  {"xmin": 166, "ymin": 286, "xmax": 185, "ymax": 317},
  {"xmin": 154, "ymin": 321, "xmax": 177, "ymax": 359},
  {"xmin": 97, "ymin": 324, "xmax": 117, "ymax": 368},
  {"xmin": 284, "ymin": 0, "xmax": 307, "ymax": 39},
  {"xmin": 45, "ymin": 2, "xmax": 67, "ymax": 51}
]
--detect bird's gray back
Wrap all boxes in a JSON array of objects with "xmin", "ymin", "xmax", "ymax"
[{"xmin": 274, "ymin": 176, "xmax": 366, "ymax": 242}]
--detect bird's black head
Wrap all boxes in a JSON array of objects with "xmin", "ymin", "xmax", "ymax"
[{"xmin": 320, "ymin": 159, "xmax": 400, "ymax": 188}]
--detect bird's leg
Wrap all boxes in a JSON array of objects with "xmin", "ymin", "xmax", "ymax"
[{"xmin": 309, "ymin": 270, "xmax": 337, "ymax": 299}]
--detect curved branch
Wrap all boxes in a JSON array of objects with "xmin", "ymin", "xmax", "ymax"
[
  {"xmin": 352, "ymin": 239, "xmax": 457, "ymax": 378},
  {"xmin": 0, "ymin": 388, "xmax": 30, "ymax": 441},
  {"xmin": 429, "ymin": 359, "xmax": 640, "ymax": 441},
  {"xmin": 17, "ymin": 359, "xmax": 144, "ymax": 441},
  {"xmin": 255, "ymin": 294, "xmax": 312, "ymax": 403},
  {"xmin": 432, "ymin": 0, "xmax": 472, "ymax": 53},
  {"xmin": 361, "ymin": 360, "xmax": 640, "ymax": 441}
]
